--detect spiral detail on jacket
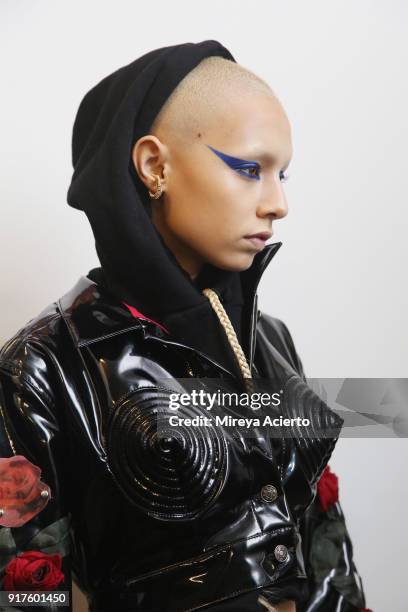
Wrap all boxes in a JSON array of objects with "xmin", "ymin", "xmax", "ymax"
[
  {"xmin": 106, "ymin": 386, "xmax": 229, "ymax": 520},
  {"xmin": 280, "ymin": 374, "xmax": 344, "ymax": 486}
]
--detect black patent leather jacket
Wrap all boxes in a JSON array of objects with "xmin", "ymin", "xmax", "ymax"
[{"xmin": 0, "ymin": 248, "xmax": 367, "ymax": 611}]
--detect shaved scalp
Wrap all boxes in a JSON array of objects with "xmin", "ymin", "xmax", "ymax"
[{"xmin": 150, "ymin": 56, "xmax": 277, "ymax": 146}]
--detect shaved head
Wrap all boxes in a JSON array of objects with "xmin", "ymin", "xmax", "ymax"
[{"xmin": 150, "ymin": 56, "xmax": 279, "ymax": 146}]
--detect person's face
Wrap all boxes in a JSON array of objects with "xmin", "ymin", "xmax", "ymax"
[{"xmin": 132, "ymin": 91, "xmax": 292, "ymax": 280}]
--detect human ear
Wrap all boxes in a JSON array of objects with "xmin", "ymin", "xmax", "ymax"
[{"xmin": 131, "ymin": 135, "xmax": 168, "ymax": 193}]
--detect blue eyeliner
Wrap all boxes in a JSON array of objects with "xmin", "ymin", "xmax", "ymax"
[{"xmin": 206, "ymin": 144, "xmax": 261, "ymax": 180}]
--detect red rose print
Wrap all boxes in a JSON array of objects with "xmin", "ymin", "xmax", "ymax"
[
  {"xmin": 0, "ymin": 455, "xmax": 51, "ymax": 527},
  {"xmin": 2, "ymin": 551, "xmax": 64, "ymax": 591},
  {"xmin": 317, "ymin": 464, "xmax": 339, "ymax": 512}
]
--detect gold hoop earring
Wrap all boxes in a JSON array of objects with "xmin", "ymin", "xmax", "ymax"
[{"xmin": 148, "ymin": 175, "xmax": 163, "ymax": 200}]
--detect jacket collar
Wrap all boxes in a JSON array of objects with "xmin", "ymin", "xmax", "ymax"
[{"xmin": 58, "ymin": 242, "xmax": 282, "ymax": 350}]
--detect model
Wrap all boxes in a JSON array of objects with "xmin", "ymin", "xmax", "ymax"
[{"xmin": 0, "ymin": 40, "xmax": 370, "ymax": 612}]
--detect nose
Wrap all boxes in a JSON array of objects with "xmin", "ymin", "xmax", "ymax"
[{"xmin": 256, "ymin": 180, "xmax": 288, "ymax": 221}]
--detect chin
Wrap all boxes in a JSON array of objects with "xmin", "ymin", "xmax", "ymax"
[{"xmin": 209, "ymin": 253, "xmax": 255, "ymax": 272}]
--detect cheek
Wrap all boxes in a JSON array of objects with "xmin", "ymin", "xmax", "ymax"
[
  {"xmin": 170, "ymin": 195, "xmax": 218, "ymax": 244},
  {"xmin": 167, "ymin": 168, "xmax": 221, "ymax": 233},
  {"xmin": 166, "ymin": 165, "xmax": 255, "ymax": 245}
]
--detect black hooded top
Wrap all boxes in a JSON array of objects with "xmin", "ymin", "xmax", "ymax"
[
  {"xmin": 66, "ymin": 39, "xmax": 248, "ymax": 378},
  {"xmin": 66, "ymin": 39, "xmax": 309, "ymax": 606}
]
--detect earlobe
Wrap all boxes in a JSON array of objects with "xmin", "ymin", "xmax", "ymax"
[
  {"xmin": 148, "ymin": 175, "xmax": 164, "ymax": 200},
  {"xmin": 131, "ymin": 136, "xmax": 169, "ymax": 199}
]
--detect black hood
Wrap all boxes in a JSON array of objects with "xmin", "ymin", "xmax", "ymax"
[{"xmin": 66, "ymin": 39, "xmax": 281, "ymax": 377}]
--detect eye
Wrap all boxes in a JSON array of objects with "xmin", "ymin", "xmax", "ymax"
[
  {"xmin": 236, "ymin": 165, "xmax": 261, "ymax": 180},
  {"xmin": 280, "ymin": 170, "xmax": 290, "ymax": 183}
]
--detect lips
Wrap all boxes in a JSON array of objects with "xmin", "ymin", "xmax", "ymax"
[
  {"xmin": 244, "ymin": 232, "xmax": 273, "ymax": 251},
  {"xmin": 245, "ymin": 231, "xmax": 272, "ymax": 241}
]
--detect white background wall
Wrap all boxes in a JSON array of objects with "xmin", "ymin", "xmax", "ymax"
[{"xmin": 1, "ymin": 1, "xmax": 407, "ymax": 610}]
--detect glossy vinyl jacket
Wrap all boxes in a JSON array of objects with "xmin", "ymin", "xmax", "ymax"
[{"xmin": 0, "ymin": 245, "xmax": 367, "ymax": 611}]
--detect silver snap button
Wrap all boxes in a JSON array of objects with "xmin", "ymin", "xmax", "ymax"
[
  {"xmin": 260, "ymin": 484, "xmax": 278, "ymax": 503},
  {"xmin": 274, "ymin": 544, "xmax": 289, "ymax": 563}
]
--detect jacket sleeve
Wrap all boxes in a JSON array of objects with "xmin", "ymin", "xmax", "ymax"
[
  {"xmin": 273, "ymin": 319, "xmax": 369, "ymax": 612},
  {"xmin": 0, "ymin": 326, "xmax": 73, "ymax": 612}
]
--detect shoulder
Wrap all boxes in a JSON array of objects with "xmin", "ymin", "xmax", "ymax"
[
  {"xmin": 0, "ymin": 299, "xmax": 68, "ymax": 404},
  {"xmin": 257, "ymin": 311, "xmax": 306, "ymax": 378},
  {"xmin": 0, "ymin": 301, "xmax": 62, "ymax": 358},
  {"xmin": 0, "ymin": 273, "xmax": 145, "ymax": 385},
  {"xmin": 0, "ymin": 276, "xmax": 101, "ymax": 400}
]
